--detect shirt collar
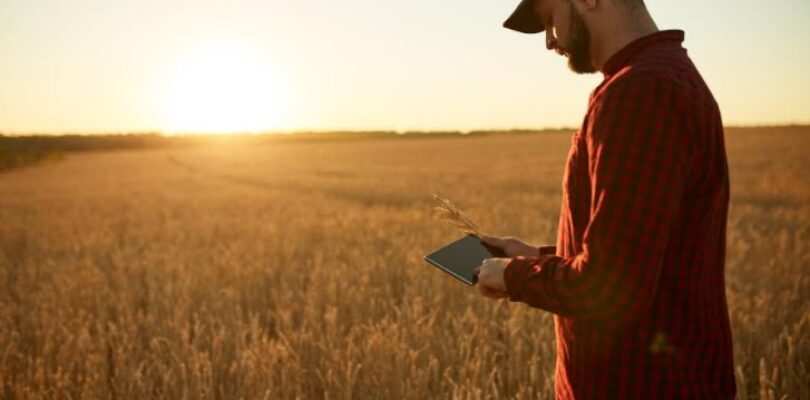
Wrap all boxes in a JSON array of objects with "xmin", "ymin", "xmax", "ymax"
[{"xmin": 601, "ymin": 30, "xmax": 685, "ymax": 76}]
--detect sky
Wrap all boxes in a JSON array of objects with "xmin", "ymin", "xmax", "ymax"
[{"xmin": 1, "ymin": 0, "xmax": 809, "ymax": 134}]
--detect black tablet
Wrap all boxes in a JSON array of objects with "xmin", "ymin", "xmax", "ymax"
[{"xmin": 424, "ymin": 234, "xmax": 506, "ymax": 285}]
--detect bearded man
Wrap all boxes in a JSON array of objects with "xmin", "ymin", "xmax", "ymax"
[{"xmin": 475, "ymin": 0, "xmax": 736, "ymax": 398}]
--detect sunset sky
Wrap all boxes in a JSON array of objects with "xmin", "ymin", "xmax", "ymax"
[{"xmin": 1, "ymin": 0, "xmax": 809, "ymax": 134}]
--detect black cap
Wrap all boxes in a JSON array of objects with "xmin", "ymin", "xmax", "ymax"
[{"xmin": 503, "ymin": 0, "xmax": 545, "ymax": 34}]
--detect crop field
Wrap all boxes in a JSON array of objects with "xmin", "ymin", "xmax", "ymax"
[{"xmin": 0, "ymin": 127, "xmax": 807, "ymax": 399}]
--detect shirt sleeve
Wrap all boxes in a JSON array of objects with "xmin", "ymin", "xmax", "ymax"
[{"xmin": 503, "ymin": 76, "xmax": 691, "ymax": 322}]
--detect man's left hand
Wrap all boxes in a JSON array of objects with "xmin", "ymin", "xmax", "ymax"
[{"xmin": 475, "ymin": 257, "xmax": 511, "ymax": 299}]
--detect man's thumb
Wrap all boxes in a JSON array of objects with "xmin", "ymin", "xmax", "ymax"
[{"xmin": 481, "ymin": 235, "xmax": 502, "ymax": 246}]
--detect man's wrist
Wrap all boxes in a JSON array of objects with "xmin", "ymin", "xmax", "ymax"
[{"xmin": 504, "ymin": 256, "xmax": 533, "ymax": 302}]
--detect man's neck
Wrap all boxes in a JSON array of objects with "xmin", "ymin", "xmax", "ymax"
[{"xmin": 591, "ymin": 10, "xmax": 659, "ymax": 72}]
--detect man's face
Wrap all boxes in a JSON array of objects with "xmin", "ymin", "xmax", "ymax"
[{"xmin": 537, "ymin": 0, "xmax": 596, "ymax": 74}]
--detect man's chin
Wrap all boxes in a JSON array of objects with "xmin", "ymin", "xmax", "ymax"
[{"xmin": 567, "ymin": 58, "xmax": 597, "ymax": 74}]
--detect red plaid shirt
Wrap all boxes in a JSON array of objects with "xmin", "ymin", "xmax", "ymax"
[{"xmin": 504, "ymin": 30, "xmax": 736, "ymax": 399}]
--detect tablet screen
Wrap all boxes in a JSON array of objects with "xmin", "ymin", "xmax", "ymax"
[{"xmin": 424, "ymin": 234, "xmax": 506, "ymax": 285}]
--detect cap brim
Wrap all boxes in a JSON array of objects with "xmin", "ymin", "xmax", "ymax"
[{"xmin": 503, "ymin": 0, "xmax": 545, "ymax": 34}]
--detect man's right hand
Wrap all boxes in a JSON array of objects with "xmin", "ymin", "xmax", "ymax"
[{"xmin": 479, "ymin": 235, "xmax": 539, "ymax": 258}]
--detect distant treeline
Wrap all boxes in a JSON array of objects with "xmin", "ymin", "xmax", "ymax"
[
  {"xmin": 0, "ymin": 133, "xmax": 178, "ymax": 171},
  {"xmin": 1, "ymin": 125, "xmax": 806, "ymax": 172},
  {"xmin": 0, "ymin": 129, "xmax": 573, "ymax": 172}
]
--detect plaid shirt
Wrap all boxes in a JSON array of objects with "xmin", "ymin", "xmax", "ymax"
[{"xmin": 504, "ymin": 30, "xmax": 736, "ymax": 399}]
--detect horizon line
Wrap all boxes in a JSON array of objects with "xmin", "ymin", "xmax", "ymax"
[{"xmin": 3, "ymin": 122, "xmax": 810, "ymax": 137}]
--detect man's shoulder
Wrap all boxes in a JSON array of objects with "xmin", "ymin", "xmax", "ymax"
[
  {"xmin": 600, "ymin": 68, "xmax": 685, "ymax": 99},
  {"xmin": 595, "ymin": 47, "xmax": 710, "ymax": 107},
  {"xmin": 589, "ymin": 70, "xmax": 686, "ymax": 115}
]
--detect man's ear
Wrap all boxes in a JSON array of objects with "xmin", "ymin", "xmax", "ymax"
[
  {"xmin": 571, "ymin": 0, "xmax": 598, "ymax": 12},
  {"xmin": 581, "ymin": 0, "xmax": 598, "ymax": 11}
]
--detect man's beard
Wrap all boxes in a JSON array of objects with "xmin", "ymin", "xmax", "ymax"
[{"xmin": 565, "ymin": 3, "xmax": 596, "ymax": 74}]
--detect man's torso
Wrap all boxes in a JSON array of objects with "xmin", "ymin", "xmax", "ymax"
[{"xmin": 553, "ymin": 30, "xmax": 736, "ymax": 399}]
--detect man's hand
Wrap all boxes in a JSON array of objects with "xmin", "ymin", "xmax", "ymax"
[
  {"xmin": 480, "ymin": 235, "xmax": 538, "ymax": 258},
  {"xmin": 475, "ymin": 257, "xmax": 511, "ymax": 299}
]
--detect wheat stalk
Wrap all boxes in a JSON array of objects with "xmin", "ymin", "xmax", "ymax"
[{"xmin": 431, "ymin": 194, "xmax": 482, "ymax": 237}]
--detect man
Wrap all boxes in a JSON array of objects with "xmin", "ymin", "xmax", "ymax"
[{"xmin": 474, "ymin": 0, "xmax": 736, "ymax": 398}]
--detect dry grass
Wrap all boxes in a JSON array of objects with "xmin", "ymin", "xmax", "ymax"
[
  {"xmin": 0, "ymin": 127, "xmax": 808, "ymax": 399},
  {"xmin": 431, "ymin": 194, "xmax": 483, "ymax": 238}
]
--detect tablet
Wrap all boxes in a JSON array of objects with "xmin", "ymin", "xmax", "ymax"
[{"xmin": 424, "ymin": 234, "xmax": 507, "ymax": 285}]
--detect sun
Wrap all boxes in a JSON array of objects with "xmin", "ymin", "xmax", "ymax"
[{"xmin": 160, "ymin": 41, "xmax": 289, "ymax": 134}]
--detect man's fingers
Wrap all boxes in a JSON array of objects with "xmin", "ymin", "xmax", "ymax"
[
  {"xmin": 481, "ymin": 235, "xmax": 503, "ymax": 246},
  {"xmin": 481, "ymin": 236, "xmax": 509, "ymax": 257},
  {"xmin": 479, "ymin": 284, "xmax": 508, "ymax": 299},
  {"xmin": 478, "ymin": 268, "xmax": 505, "ymax": 298},
  {"xmin": 489, "ymin": 287, "xmax": 508, "ymax": 299},
  {"xmin": 479, "ymin": 283, "xmax": 497, "ymax": 297}
]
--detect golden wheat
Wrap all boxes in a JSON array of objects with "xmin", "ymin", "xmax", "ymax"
[
  {"xmin": 432, "ymin": 194, "xmax": 482, "ymax": 238},
  {"xmin": 0, "ymin": 128, "xmax": 807, "ymax": 399}
]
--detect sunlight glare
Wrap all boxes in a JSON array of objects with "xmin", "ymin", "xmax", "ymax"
[{"xmin": 161, "ymin": 41, "xmax": 289, "ymax": 134}]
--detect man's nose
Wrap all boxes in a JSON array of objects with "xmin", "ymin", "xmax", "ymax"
[
  {"xmin": 545, "ymin": 30, "xmax": 565, "ymax": 55},
  {"xmin": 545, "ymin": 31, "xmax": 558, "ymax": 51}
]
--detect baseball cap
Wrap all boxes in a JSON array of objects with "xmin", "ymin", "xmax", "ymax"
[{"xmin": 503, "ymin": 0, "xmax": 545, "ymax": 34}]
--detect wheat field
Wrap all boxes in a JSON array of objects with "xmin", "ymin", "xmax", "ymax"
[{"xmin": 0, "ymin": 128, "xmax": 808, "ymax": 399}]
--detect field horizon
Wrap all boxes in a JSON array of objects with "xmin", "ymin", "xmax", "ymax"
[{"xmin": 2, "ymin": 124, "xmax": 808, "ymax": 171}]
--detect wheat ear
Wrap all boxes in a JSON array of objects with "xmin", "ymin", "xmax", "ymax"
[{"xmin": 431, "ymin": 194, "xmax": 482, "ymax": 237}]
